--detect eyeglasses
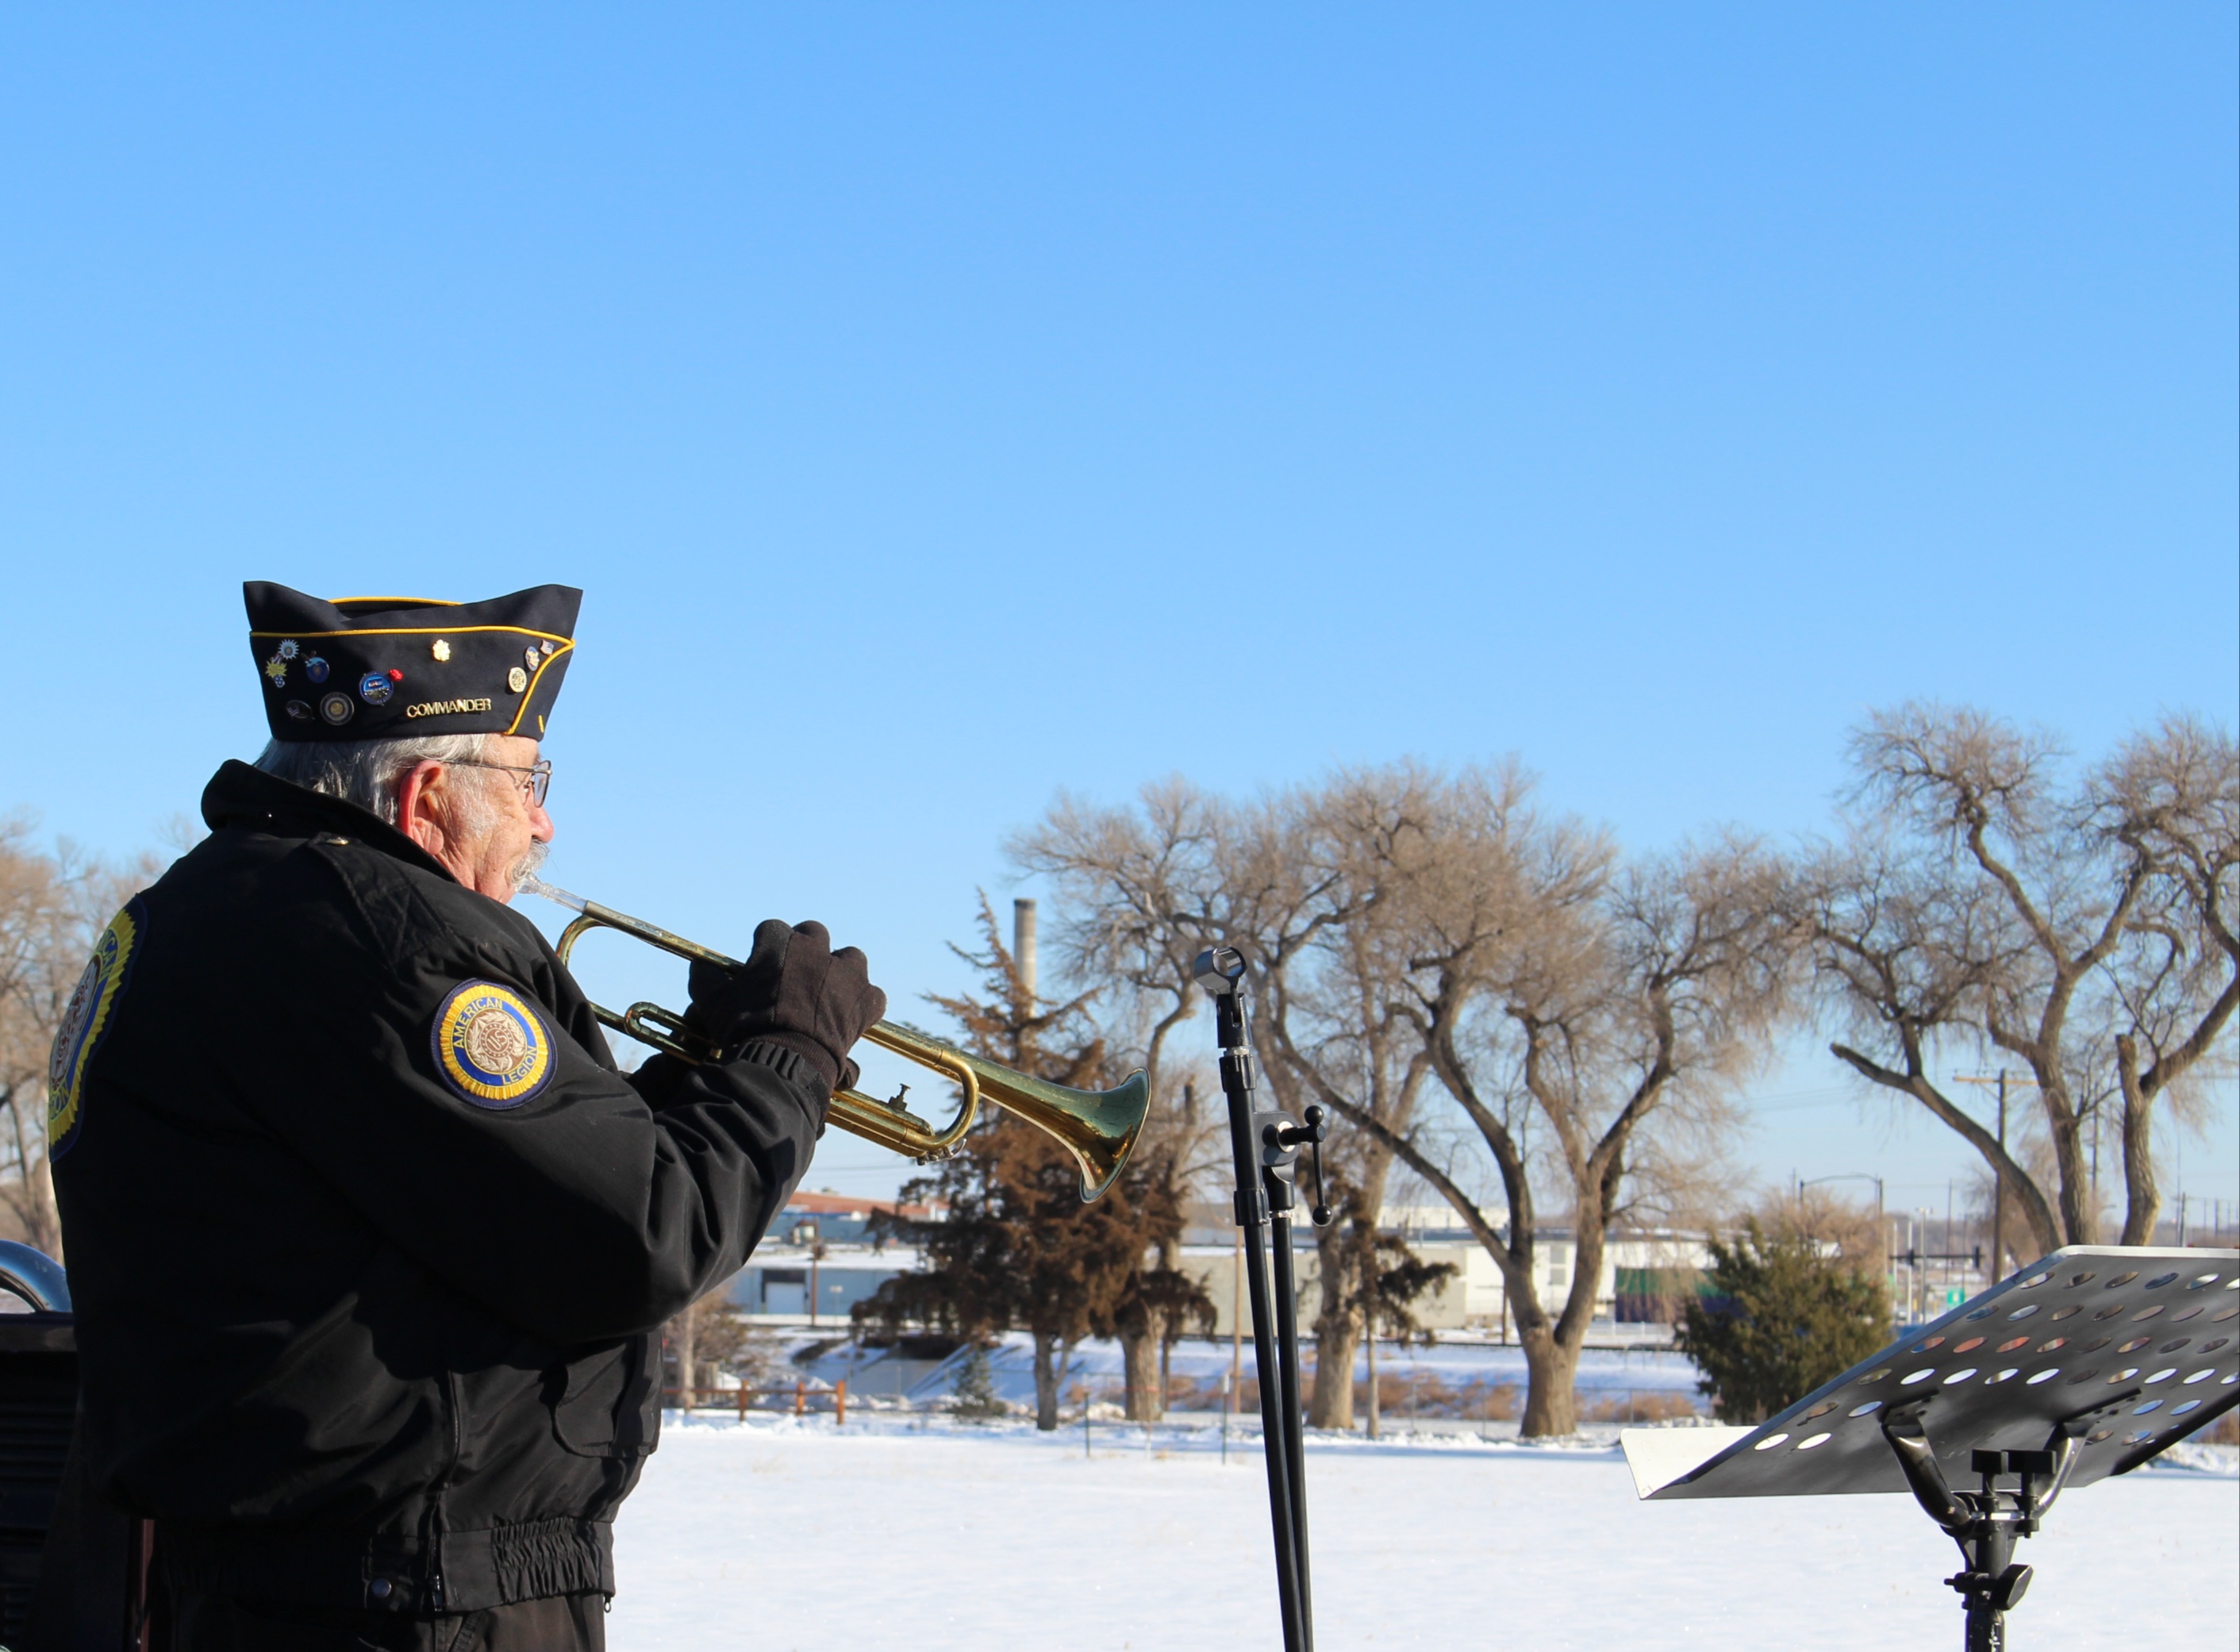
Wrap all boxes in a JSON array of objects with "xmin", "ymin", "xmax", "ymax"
[{"xmin": 448, "ymin": 758, "xmax": 553, "ymax": 809}]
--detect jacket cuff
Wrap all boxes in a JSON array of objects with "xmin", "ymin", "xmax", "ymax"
[{"xmin": 734, "ymin": 1034, "xmax": 839, "ymax": 1097}]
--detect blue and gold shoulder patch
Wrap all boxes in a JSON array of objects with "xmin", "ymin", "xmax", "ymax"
[
  {"xmin": 432, "ymin": 980, "xmax": 555, "ymax": 1109},
  {"xmin": 48, "ymin": 897, "xmax": 147, "ymax": 1160}
]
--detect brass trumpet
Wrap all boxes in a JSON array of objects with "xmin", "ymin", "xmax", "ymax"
[{"xmin": 524, "ymin": 881, "xmax": 1147, "ymax": 1201}]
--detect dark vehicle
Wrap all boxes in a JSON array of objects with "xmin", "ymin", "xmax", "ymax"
[{"xmin": 0, "ymin": 1242, "xmax": 135, "ymax": 1652}]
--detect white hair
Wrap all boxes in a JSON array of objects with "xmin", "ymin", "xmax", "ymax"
[{"xmin": 253, "ymin": 734, "xmax": 494, "ymax": 828}]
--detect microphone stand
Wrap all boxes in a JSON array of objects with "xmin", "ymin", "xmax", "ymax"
[{"xmin": 1196, "ymin": 948, "xmax": 1332, "ymax": 1652}]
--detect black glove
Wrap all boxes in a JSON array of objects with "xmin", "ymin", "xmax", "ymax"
[{"xmin": 685, "ymin": 919, "xmax": 886, "ymax": 1092}]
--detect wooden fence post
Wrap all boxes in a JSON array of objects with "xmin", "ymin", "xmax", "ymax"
[
  {"xmin": 836, "ymin": 1378, "xmax": 847, "ymax": 1427},
  {"xmin": 793, "ymin": 1380, "xmax": 805, "ymax": 1416}
]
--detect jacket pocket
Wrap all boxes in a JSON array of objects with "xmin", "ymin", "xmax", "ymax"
[{"xmin": 547, "ymin": 1334, "xmax": 657, "ymax": 1459}]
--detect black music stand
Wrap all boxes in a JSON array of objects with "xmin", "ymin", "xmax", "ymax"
[
  {"xmin": 1624, "ymin": 1246, "xmax": 2239, "ymax": 1650},
  {"xmin": 1196, "ymin": 947, "xmax": 1332, "ymax": 1652}
]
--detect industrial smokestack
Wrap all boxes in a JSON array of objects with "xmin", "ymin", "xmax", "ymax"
[{"xmin": 1012, "ymin": 897, "xmax": 1038, "ymax": 1005}]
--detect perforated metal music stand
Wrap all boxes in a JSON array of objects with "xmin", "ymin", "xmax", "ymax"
[{"xmin": 1623, "ymin": 1247, "xmax": 2240, "ymax": 1650}]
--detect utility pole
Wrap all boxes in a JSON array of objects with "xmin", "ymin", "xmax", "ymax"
[
  {"xmin": 1364, "ymin": 1262, "xmax": 1380, "ymax": 1441},
  {"xmin": 1995, "ymin": 1072, "xmax": 2007, "ymax": 1275},
  {"xmin": 1954, "ymin": 1071, "xmax": 2037, "ymax": 1276},
  {"xmin": 1012, "ymin": 897, "xmax": 1038, "ymax": 1005},
  {"xmin": 809, "ymin": 1233, "xmax": 825, "ymax": 1328},
  {"xmin": 2089, "ymin": 1106, "xmax": 2098, "ymax": 1222},
  {"xmin": 1950, "ymin": 1072, "xmax": 2006, "ymax": 1275},
  {"xmin": 1914, "ymin": 1212, "xmax": 1931, "ymax": 1320},
  {"xmin": 1231, "ymin": 1225, "xmax": 1243, "ymax": 1408}
]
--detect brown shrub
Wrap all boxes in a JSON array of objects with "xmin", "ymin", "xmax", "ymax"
[{"xmin": 1579, "ymin": 1389, "xmax": 1703, "ymax": 1423}]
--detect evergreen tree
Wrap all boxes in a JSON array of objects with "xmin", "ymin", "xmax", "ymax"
[
  {"xmin": 949, "ymin": 1343, "xmax": 1007, "ymax": 1420},
  {"xmin": 1676, "ymin": 1220, "xmax": 1892, "ymax": 1422},
  {"xmin": 854, "ymin": 897, "xmax": 1209, "ymax": 1430}
]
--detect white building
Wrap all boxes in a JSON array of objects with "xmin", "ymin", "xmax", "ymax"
[
  {"xmin": 733, "ymin": 1189, "xmax": 1715, "ymax": 1340},
  {"xmin": 1171, "ymin": 1219, "xmax": 1714, "ymax": 1338},
  {"xmin": 728, "ymin": 1188, "xmax": 932, "ymax": 1326}
]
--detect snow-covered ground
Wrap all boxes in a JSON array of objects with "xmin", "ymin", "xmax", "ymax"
[{"xmin": 608, "ymin": 1412, "xmax": 2238, "ymax": 1650}]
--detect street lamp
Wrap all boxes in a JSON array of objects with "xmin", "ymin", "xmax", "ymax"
[
  {"xmin": 1800, "ymin": 1173, "xmax": 1896, "ymax": 1318},
  {"xmin": 1800, "ymin": 1172, "xmax": 1886, "ymax": 1265}
]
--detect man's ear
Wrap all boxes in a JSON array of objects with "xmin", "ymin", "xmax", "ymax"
[{"xmin": 395, "ymin": 759, "xmax": 451, "ymax": 856}]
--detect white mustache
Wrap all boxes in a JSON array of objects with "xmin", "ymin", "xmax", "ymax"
[{"xmin": 509, "ymin": 839, "xmax": 551, "ymax": 892}]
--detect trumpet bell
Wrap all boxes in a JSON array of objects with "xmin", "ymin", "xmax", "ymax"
[
  {"xmin": 851, "ymin": 1020, "xmax": 1148, "ymax": 1201},
  {"xmin": 987, "ymin": 1062, "xmax": 1148, "ymax": 1204},
  {"xmin": 528, "ymin": 880, "xmax": 1148, "ymax": 1202}
]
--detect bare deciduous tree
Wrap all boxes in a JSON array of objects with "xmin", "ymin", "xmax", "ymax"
[
  {"xmin": 1018, "ymin": 766, "xmax": 1785, "ymax": 1437},
  {"xmin": 1799, "ymin": 706, "xmax": 2238, "ymax": 1250},
  {"xmin": 1794, "ymin": 828, "xmax": 2061, "ymax": 1257},
  {"xmin": 1344, "ymin": 828, "xmax": 1795, "ymax": 1436},
  {"xmin": 0, "ymin": 822, "xmax": 155, "ymax": 1258},
  {"xmin": 1018, "ymin": 768, "xmax": 1444, "ymax": 1429},
  {"xmin": 663, "ymin": 1286, "xmax": 770, "ymax": 1404},
  {"xmin": 2096, "ymin": 717, "xmax": 2240, "ymax": 1240},
  {"xmin": 1243, "ymin": 770, "xmax": 1454, "ymax": 1429}
]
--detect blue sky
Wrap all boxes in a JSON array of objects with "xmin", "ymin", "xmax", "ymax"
[{"xmin": 2, "ymin": 7, "xmax": 2233, "ymax": 1212}]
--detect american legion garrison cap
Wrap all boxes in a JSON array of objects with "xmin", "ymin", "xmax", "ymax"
[{"xmin": 245, "ymin": 582, "xmax": 582, "ymax": 743}]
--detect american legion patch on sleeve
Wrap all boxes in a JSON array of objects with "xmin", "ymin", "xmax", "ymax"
[
  {"xmin": 48, "ymin": 897, "xmax": 147, "ymax": 1160},
  {"xmin": 432, "ymin": 980, "xmax": 555, "ymax": 1109}
]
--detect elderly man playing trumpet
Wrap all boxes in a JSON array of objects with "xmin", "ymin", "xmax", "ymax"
[{"xmin": 48, "ymin": 582, "xmax": 883, "ymax": 1650}]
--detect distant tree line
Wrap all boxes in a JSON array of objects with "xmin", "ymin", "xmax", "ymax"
[{"xmin": 977, "ymin": 703, "xmax": 2234, "ymax": 1438}]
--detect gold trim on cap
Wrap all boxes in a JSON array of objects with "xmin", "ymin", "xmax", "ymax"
[
  {"xmin": 502, "ymin": 641, "xmax": 575, "ymax": 736},
  {"xmin": 248, "ymin": 625, "xmax": 574, "ymax": 644}
]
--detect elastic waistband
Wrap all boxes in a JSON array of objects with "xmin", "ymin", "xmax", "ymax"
[{"xmin": 155, "ymin": 1514, "xmax": 614, "ymax": 1613}]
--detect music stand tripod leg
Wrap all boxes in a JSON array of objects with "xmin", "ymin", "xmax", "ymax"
[{"xmin": 1272, "ymin": 1146, "xmax": 1335, "ymax": 1647}]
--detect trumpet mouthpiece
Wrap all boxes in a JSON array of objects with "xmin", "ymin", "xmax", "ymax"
[{"xmin": 521, "ymin": 877, "xmax": 588, "ymax": 914}]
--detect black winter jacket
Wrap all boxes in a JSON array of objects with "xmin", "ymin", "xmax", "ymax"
[{"xmin": 49, "ymin": 762, "xmax": 827, "ymax": 1613}]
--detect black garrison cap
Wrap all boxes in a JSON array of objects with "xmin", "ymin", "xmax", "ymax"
[{"xmin": 244, "ymin": 582, "xmax": 582, "ymax": 743}]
